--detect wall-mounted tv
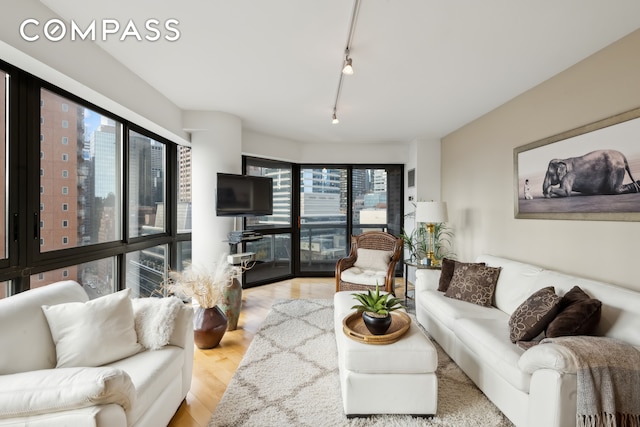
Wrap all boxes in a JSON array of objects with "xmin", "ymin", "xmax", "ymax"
[{"xmin": 216, "ymin": 173, "xmax": 273, "ymax": 217}]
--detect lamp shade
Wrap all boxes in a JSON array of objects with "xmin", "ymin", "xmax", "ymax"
[{"xmin": 415, "ymin": 201, "xmax": 448, "ymax": 224}]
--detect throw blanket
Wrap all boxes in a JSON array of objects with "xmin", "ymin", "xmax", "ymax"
[
  {"xmin": 132, "ymin": 297, "xmax": 183, "ymax": 350},
  {"xmin": 541, "ymin": 336, "xmax": 640, "ymax": 427}
]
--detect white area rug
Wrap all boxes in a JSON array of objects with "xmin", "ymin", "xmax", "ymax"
[{"xmin": 209, "ymin": 299, "xmax": 514, "ymax": 427}]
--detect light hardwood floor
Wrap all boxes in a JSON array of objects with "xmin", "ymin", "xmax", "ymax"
[{"xmin": 167, "ymin": 277, "xmax": 408, "ymax": 427}]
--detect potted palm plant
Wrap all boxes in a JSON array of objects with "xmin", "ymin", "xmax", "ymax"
[{"xmin": 351, "ymin": 284, "xmax": 403, "ymax": 335}]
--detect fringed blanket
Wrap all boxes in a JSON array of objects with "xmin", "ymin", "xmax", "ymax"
[{"xmin": 541, "ymin": 336, "xmax": 640, "ymax": 427}]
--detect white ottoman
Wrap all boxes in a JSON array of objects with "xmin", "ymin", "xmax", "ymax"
[{"xmin": 334, "ymin": 291, "xmax": 438, "ymax": 417}]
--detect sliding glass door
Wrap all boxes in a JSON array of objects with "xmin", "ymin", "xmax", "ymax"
[{"xmin": 299, "ymin": 167, "xmax": 348, "ymax": 273}]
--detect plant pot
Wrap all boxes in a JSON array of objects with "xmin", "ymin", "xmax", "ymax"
[
  {"xmin": 362, "ymin": 311, "xmax": 392, "ymax": 335},
  {"xmin": 193, "ymin": 306, "xmax": 228, "ymax": 349}
]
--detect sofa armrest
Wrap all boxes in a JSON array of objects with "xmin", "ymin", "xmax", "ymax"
[
  {"xmin": 0, "ymin": 367, "xmax": 134, "ymax": 419},
  {"xmin": 518, "ymin": 343, "xmax": 577, "ymax": 374},
  {"xmin": 415, "ymin": 269, "xmax": 441, "ymax": 292},
  {"xmin": 168, "ymin": 303, "xmax": 194, "ymax": 349}
]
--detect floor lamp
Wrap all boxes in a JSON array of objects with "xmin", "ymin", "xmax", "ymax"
[{"xmin": 415, "ymin": 201, "xmax": 448, "ymax": 267}]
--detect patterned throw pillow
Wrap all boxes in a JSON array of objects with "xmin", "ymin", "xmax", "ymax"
[
  {"xmin": 545, "ymin": 286, "xmax": 602, "ymax": 338},
  {"xmin": 438, "ymin": 259, "xmax": 486, "ymax": 292},
  {"xmin": 444, "ymin": 263, "xmax": 501, "ymax": 307},
  {"xmin": 509, "ymin": 287, "xmax": 561, "ymax": 343}
]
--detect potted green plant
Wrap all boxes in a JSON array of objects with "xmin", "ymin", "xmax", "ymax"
[{"xmin": 351, "ymin": 284, "xmax": 403, "ymax": 335}]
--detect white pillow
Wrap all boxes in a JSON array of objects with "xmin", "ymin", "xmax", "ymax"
[
  {"xmin": 42, "ymin": 288, "xmax": 142, "ymax": 368},
  {"xmin": 353, "ymin": 248, "xmax": 393, "ymax": 271},
  {"xmin": 0, "ymin": 366, "xmax": 135, "ymax": 417},
  {"xmin": 132, "ymin": 296, "xmax": 183, "ymax": 350}
]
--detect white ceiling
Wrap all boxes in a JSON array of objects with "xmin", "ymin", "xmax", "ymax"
[{"xmin": 40, "ymin": 0, "xmax": 640, "ymax": 144}]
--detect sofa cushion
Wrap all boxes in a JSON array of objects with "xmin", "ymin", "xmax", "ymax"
[
  {"xmin": 509, "ymin": 287, "xmax": 561, "ymax": 343},
  {"xmin": 108, "ymin": 346, "xmax": 184, "ymax": 426},
  {"xmin": 453, "ymin": 317, "xmax": 532, "ymax": 393},
  {"xmin": 132, "ymin": 297, "xmax": 184, "ymax": 350},
  {"xmin": 42, "ymin": 288, "xmax": 143, "ymax": 368},
  {"xmin": 354, "ymin": 248, "xmax": 393, "ymax": 271},
  {"xmin": 438, "ymin": 259, "xmax": 486, "ymax": 292},
  {"xmin": 444, "ymin": 263, "xmax": 501, "ymax": 307},
  {"xmin": 0, "ymin": 367, "xmax": 134, "ymax": 418},
  {"xmin": 419, "ymin": 290, "xmax": 507, "ymax": 331},
  {"xmin": 546, "ymin": 286, "xmax": 602, "ymax": 338}
]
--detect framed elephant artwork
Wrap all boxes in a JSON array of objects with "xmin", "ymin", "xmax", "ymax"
[{"xmin": 514, "ymin": 106, "xmax": 640, "ymax": 221}]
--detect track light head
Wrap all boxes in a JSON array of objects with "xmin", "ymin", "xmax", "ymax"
[
  {"xmin": 342, "ymin": 57, "xmax": 354, "ymax": 75},
  {"xmin": 332, "ymin": 113, "xmax": 339, "ymax": 124}
]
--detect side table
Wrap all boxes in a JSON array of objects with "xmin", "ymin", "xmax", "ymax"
[{"xmin": 403, "ymin": 259, "xmax": 441, "ymax": 303}]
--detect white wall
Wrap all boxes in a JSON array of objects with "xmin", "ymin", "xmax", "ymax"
[
  {"xmin": 441, "ymin": 29, "xmax": 640, "ymax": 291},
  {"xmin": 0, "ymin": 0, "xmax": 188, "ymax": 144}
]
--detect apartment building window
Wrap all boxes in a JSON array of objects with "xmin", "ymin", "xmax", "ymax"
[
  {"xmin": 40, "ymin": 88, "xmax": 122, "ymax": 253},
  {"xmin": 128, "ymin": 130, "xmax": 166, "ymax": 238},
  {"xmin": 0, "ymin": 61, "xmax": 190, "ymax": 299}
]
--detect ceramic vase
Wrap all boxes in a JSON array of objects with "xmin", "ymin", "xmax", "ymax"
[
  {"xmin": 220, "ymin": 277, "xmax": 242, "ymax": 331},
  {"xmin": 362, "ymin": 311, "xmax": 392, "ymax": 335},
  {"xmin": 193, "ymin": 306, "xmax": 227, "ymax": 349}
]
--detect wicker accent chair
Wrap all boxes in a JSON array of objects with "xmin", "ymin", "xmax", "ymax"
[{"xmin": 335, "ymin": 231, "xmax": 403, "ymax": 294}]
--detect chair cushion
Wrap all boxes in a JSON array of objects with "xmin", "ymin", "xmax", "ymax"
[
  {"xmin": 353, "ymin": 248, "xmax": 393, "ymax": 271},
  {"xmin": 340, "ymin": 267, "xmax": 387, "ymax": 287}
]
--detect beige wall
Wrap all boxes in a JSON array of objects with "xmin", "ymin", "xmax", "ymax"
[{"xmin": 441, "ymin": 29, "xmax": 640, "ymax": 291}]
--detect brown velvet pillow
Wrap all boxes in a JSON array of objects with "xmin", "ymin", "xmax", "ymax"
[
  {"xmin": 545, "ymin": 286, "xmax": 602, "ymax": 338},
  {"xmin": 438, "ymin": 259, "xmax": 486, "ymax": 292},
  {"xmin": 509, "ymin": 287, "xmax": 561, "ymax": 343},
  {"xmin": 444, "ymin": 263, "xmax": 501, "ymax": 307}
]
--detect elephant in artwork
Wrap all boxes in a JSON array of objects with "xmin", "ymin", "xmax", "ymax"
[{"xmin": 542, "ymin": 149, "xmax": 640, "ymax": 198}]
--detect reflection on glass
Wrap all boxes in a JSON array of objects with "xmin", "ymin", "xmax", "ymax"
[
  {"xmin": 299, "ymin": 167, "xmax": 347, "ymax": 272},
  {"xmin": 177, "ymin": 146, "xmax": 192, "ymax": 233},
  {"xmin": 176, "ymin": 241, "xmax": 192, "ymax": 272},
  {"xmin": 129, "ymin": 130, "xmax": 165, "ymax": 238},
  {"xmin": 29, "ymin": 257, "xmax": 115, "ymax": 299},
  {"xmin": 126, "ymin": 244, "xmax": 166, "ymax": 298},
  {"xmin": 40, "ymin": 89, "xmax": 122, "ymax": 252},
  {"xmin": 352, "ymin": 168, "xmax": 388, "ymax": 227},
  {"xmin": 245, "ymin": 163, "xmax": 291, "ymax": 228},
  {"xmin": 245, "ymin": 234, "xmax": 292, "ymax": 283},
  {"xmin": 0, "ymin": 281, "xmax": 9, "ymax": 299}
]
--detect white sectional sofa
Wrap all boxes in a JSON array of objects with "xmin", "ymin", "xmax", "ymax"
[
  {"xmin": 415, "ymin": 254, "xmax": 640, "ymax": 427},
  {"xmin": 0, "ymin": 280, "xmax": 194, "ymax": 427}
]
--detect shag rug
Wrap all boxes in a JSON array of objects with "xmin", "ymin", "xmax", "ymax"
[{"xmin": 209, "ymin": 299, "xmax": 514, "ymax": 427}]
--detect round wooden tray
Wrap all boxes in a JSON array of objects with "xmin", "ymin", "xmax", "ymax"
[{"xmin": 342, "ymin": 311, "xmax": 411, "ymax": 345}]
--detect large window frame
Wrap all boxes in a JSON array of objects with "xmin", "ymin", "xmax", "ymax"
[{"xmin": 0, "ymin": 58, "xmax": 191, "ymax": 298}]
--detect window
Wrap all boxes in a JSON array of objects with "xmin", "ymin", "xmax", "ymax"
[
  {"xmin": 40, "ymin": 89, "xmax": 122, "ymax": 253},
  {"xmin": 40, "ymin": 186, "xmax": 43, "ymax": 194},
  {"xmin": 62, "ymin": 220, "xmax": 68, "ymax": 227},
  {"xmin": 61, "ymin": 120, "xmax": 68, "ymax": 128},
  {"xmin": 0, "ymin": 69, "xmax": 6, "ymax": 262},
  {"xmin": 62, "ymin": 236, "xmax": 68, "ymax": 245},
  {"xmin": 29, "ymin": 257, "xmax": 116, "ymax": 298},
  {"xmin": 62, "ymin": 136, "xmax": 68, "ymax": 145},
  {"xmin": 126, "ymin": 245, "xmax": 166, "ymax": 297},
  {"xmin": 128, "ymin": 130, "xmax": 165, "ymax": 238},
  {"xmin": 40, "ymin": 168, "xmax": 44, "ymax": 176},
  {"xmin": 177, "ymin": 146, "xmax": 192, "ymax": 233}
]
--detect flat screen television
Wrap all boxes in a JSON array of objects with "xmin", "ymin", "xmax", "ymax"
[{"xmin": 216, "ymin": 173, "xmax": 273, "ymax": 217}]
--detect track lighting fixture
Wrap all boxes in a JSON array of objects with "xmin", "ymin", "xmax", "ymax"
[
  {"xmin": 331, "ymin": 0, "xmax": 360, "ymax": 125},
  {"xmin": 342, "ymin": 53, "xmax": 354, "ymax": 75}
]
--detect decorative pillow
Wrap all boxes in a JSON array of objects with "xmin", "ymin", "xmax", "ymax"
[
  {"xmin": 438, "ymin": 259, "xmax": 486, "ymax": 292},
  {"xmin": 444, "ymin": 263, "xmax": 501, "ymax": 307},
  {"xmin": 509, "ymin": 287, "xmax": 561, "ymax": 343},
  {"xmin": 545, "ymin": 286, "xmax": 602, "ymax": 338},
  {"xmin": 354, "ymin": 248, "xmax": 393, "ymax": 271},
  {"xmin": 132, "ymin": 296, "xmax": 183, "ymax": 350},
  {"xmin": 42, "ymin": 288, "xmax": 143, "ymax": 368}
]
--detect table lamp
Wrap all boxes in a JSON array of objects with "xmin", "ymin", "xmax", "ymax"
[{"xmin": 415, "ymin": 201, "xmax": 448, "ymax": 267}]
